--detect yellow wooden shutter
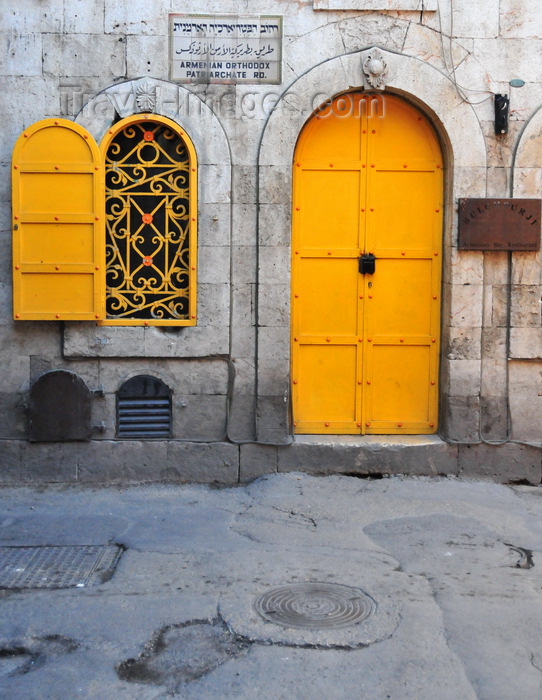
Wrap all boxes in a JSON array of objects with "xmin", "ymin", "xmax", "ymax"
[{"xmin": 12, "ymin": 118, "xmax": 105, "ymax": 320}]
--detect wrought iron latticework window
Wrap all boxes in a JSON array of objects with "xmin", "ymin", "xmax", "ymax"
[{"xmin": 103, "ymin": 117, "xmax": 197, "ymax": 325}]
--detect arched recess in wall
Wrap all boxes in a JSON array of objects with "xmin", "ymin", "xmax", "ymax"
[
  {"xmin": 64, "ymin": 78, "xmax": 232, "ymax": 360},
  {"xmin": 256, "ymin": 47, "xmax": 487, "ymax": 441}
]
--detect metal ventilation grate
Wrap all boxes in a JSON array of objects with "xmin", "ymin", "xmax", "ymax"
[{"xmin": 117, "ymin": 375, "xmax": 172, "ymax": 438}]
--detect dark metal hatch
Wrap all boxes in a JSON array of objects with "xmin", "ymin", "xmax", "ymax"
[{"xmin": 117, "ymin": 375, "xmax": 172, "ymax": 438}]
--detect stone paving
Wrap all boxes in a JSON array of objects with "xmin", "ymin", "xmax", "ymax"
[{"xmin": 1, "ymin": 473, "xmax": 542, "ymax": 698}]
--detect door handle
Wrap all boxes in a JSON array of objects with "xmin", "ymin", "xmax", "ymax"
[{"xmin": 358, "ymin": 253, "xmax": 376, "ymax": 275}]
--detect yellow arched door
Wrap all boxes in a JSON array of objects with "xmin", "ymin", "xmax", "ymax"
[{"xmin": 291, "ymin": 93, "xmax": 443, "ymax": 435}]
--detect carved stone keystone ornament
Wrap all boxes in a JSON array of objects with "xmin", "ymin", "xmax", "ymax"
[{"xmin": 362, "ymin": 49, "xmax": 389, "ymax": 89}]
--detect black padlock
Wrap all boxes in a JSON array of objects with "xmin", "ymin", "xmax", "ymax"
[{"xmin": 359, "ymin": 253, "xmax": 376, "ymax": 275}]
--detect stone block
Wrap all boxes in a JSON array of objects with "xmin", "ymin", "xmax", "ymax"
[
  {"xmin": 486, "ymin": 285, "xmax": 509, "ymax": 327},
  {"xmin": 486, "ymin": 167, "xmax": 510, "ymax": 197},
  {"xmin": 19, "ymin": 442, "xmax": 79, "ymax": 483},
  {"xmin": 227, "ymin": 394, "xmax": 256, "ymax": 443},
  {"xmin": 64, "ymin": 0, "xmax": 105, "ymax": 34},
  {"xmin": 258, "ymin": 204, "xmax": 291, "ymax": 247},
  {"xmin": 77, "ymin": 440, "xmax": 168, "ymax": 483},
  {"xmin": 483, "ymin": 250, "xmax": 509, "ymax": 285},
  {"xmin": 0, "ymin": 2, "xmax": 62, "ymax": 33},
  {"xmin": 510, "ymin": 328, "xmax": 542, "ymax": 359},
  {"xmin": 285, "ymin": 22, "xmax": 345, "ymax": 77},
  {"xmin": 104, "ymin": 0, "xmax": 169, "ymax": 35},
  {"xmin": 441, "ymin": 394, "xmax": 481, "ymax": 442},
  {"xmin": 458, "ymin": 443, "xmax": 541, "ymax": 485},
  {"xmin": 447, "ymin": 327, "xmax": 482, "ymax": 360},
  {"xmin": 500, "ymin": 0, "xmax": 542, "ymax": 39},
  {"xmin": 43, "ymin": 33, "xmax": 126, "ymax": 80},
  {"xmin": 126, "ymin": 35, "xmax": 168, "ymax": 78},
  {"xmin": 166, "ymin": 441, "xmax": 239, "ymax": 485},
  {"xmin": 481, "ymin": 358, "xmax": 508, "ymax": 396},
  {"xmin": 231, "ymin": 204, "xmax": 257, "ymax": 247},
  {"xmin": 258, "ymin": 247, "xmax": 291, "ymax": 286},
  {"xmin": 450, "ymin": 249, "xmax": 484, "ymax": 285},
  {"xmin": 447, "ymin": 359, "xmax": 481, "ymax": 397},
  {"xmin": 452, "ymin": 0, "xmax": 499, "ymax": 38},
  {"xmin": 232, "ymin": 166, "xmax": 257, "ymax": 205},
  {"xmin": 508, "ymin": 360, "xmax": 542, "ymax": 442},
  {"xmin": 513, "ymin": 168, "xmax": 542, "ymax": 197},
  {"xmin": 257, "ymin": 396, "xmax": 290, "ymax": 444},
  {"xmin": 510, "ymin": 285, "xmax": 540, "ymax": 327},
  {"xmin": 0, "ymin": 440, "xmax": 23, "ymax": 483},
  {"xmin": 338, "ymin": 14, "xmax": 408, "ymax": 54},
  {"xmin": 479, "ymin": 396, "xmax": 510, "ymax": 441},
  {"xmin": 239, "ymin": 443, "xmax": 278, "ymax": 483},
  {"xmin": 232, "ymin": 246, "xmax": 257, "ymax": 284},
  {"xmin": 449, "ymin": 284, "xmax": 483, "ymax": 327},
  {"xmin": 173, "ymin": 395, "xmax": 228, "ymax": 442},
  {"xmin": 258, "ymin": 283, "xmax": 290, "ymax": 327},
  {"xmin": 257, "ymin": 326, "xmax": 290, "ymax": 365},
  {"xmin": 1, "ymin": 76, "xmax": 58, "ymax": 150},
  {"xmin": 198, "ymin": 203, "xmax": 232, "ymax": 248},
  {"xmin": 0, "ymin": 31, "xmax": 42, "ymax": 77},
  {"xmin": 453, "ymin": 167, "xmax": 488, "ymax": 199},
  {"xmin": 231, "ymin": 291, "xmax": 256, "ymax": 359},
  {"xmin": 482, "ymin": 326, "xmax": 507, "ymax": 360},
  {"xmin": 259, "ymin": 166, "xmax": 291, "ymax": 205},
  {"xmin": 511, "ymin": 252, "xmax": 541, "ymax": 286},
  {"xmin": 277, "ymin": 436, "xmax": 458, "ymax": 477},
  {"xmin": 199, "ymin": 164, "xmax": 231, "ymax": 204},
  {"xmin": 197, "ymin": 246, "xmax": 230, "ymax": 284}
]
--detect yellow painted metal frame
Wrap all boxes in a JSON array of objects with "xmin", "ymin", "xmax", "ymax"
[
  {"xmin": 12, "ymin": 118, "xmax": 105, "ymax": 321},
  {"xmin": 99, "ymin": 114, "xmax": 198, "ymax": 326},
  {"xmin": 291, "ymin": 93, "xmax": 443, "ymax": 435}
]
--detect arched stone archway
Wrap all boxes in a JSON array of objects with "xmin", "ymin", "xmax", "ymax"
[
  {"xmin": 64, "ymin": 78, "xmax": 233, "ymax": 361},
  {"xmin": 256, "ymin": 47, "xmax": 487, "ymax": 442}
]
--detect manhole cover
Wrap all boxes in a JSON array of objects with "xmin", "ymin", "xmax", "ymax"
[
  {"xmin": 0, "ymin": 545, "xmax": 123, "ymax": 589},
  {"xmin": 254, "ymin": 582, "xmax": 376, "ymax": 630}
]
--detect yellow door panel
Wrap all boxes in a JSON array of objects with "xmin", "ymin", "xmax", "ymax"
[
  {"xmin": 298, "ymin": 170, "xmax": 361, "ymax": 250},
  {"xmin": 20, "ymin": 173, "xmax": 94, "ymax": 214},
  {"xmin": 371, "ymin": 171, "xmax": 440, "ymax": 251},
  {"xmin": 296, "ymin": 94, "xmax": 369, "ymax": 162},
  {"xmin": 20, "ymin": 273, "xmax": 96, "ymax": 315},
  {"xmin": 12, "ymin": 118, "xmax": 105, "ymax": 321},
  {"xmin": 365, "ymin": 345, "xmax": 436, "ymax": 431},
  {"xmin": 371, "ymin": 259, "xmax": 433, "ymax": 337},
  {"xmin": 21, "ymin": 223, "xmax": 96, "ymax": 264},
  {"xmin": 298, "ymin": 258, "xmax": 359, "ymax": 336},
  {"xmin": 294, "ymin": 344, "xmax": 359, "ymax": 432},
  {"xmin": 292, "ymin": 93, "xmax": 443, "ymax": 435}
]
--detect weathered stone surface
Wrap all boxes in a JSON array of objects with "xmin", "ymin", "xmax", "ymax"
[
  {"xmin": 458, "ymin": 443, "xmax": 541, "ymax": 484},
  {"xmin": 277, "ymin": 436, "xmax": 458, "ymax": 477},
  {"xmin": 510, "ymin": 327, "xmax": 542, "ymax": 359},
  {"xmin": 508, "ymin": 360, "xmax": 542, "ymax": 442},
  {"xmin": 239, "ymin": 443, "xmax": 278, "ymax": 482},
  {"xmin": 442, "ymin": 395, "xmax": 481, "ymax": 443},
  {"xmin": 166, "ymin": 442, "xmax": 239, "ymax": 485}
]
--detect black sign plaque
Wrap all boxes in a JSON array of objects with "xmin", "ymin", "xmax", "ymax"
[{"xmin": 458, "ymin": 198, "xmax": 541, "ymax": 251}]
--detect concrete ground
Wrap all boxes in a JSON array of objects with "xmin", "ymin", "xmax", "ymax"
[{"xmin": 1, "ymin": 472, "xmax": 542, "ymax": 699}]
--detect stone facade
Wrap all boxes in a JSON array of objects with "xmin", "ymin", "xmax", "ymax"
[{"xmin": 1, "ymin": 0, "xmax": 541, "ymax": 484}]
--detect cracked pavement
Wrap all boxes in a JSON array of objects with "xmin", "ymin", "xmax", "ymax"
[{"xmin": 1, "ymin": 473, "xmax": 542, "ymax": 698}]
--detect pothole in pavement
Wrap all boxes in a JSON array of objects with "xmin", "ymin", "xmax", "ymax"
[
  {"xmin": 117, "ymin": 619, "xmax": 249, "ymax": 692},
  {"xmin": 0, "ymin": 635, "xmax": 79, "ymax": 678}
]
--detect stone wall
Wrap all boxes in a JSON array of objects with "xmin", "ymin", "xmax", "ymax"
[{"xmin": 0, "ymin": 0, "xmax": 541, "ymax": 483}]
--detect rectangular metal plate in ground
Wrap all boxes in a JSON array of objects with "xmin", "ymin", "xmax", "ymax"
[
  {"xmin": 0, "ymin": 545, "xmax": 123, "ymax": 589},
  {"xmin": 458, "ymin": 198, "xmax": 541, "ymax": 251}
]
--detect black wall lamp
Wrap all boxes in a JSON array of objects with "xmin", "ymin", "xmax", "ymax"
[{"xmin": 495, "ymin": 79, "xmax": 525, "ymax": 135}]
